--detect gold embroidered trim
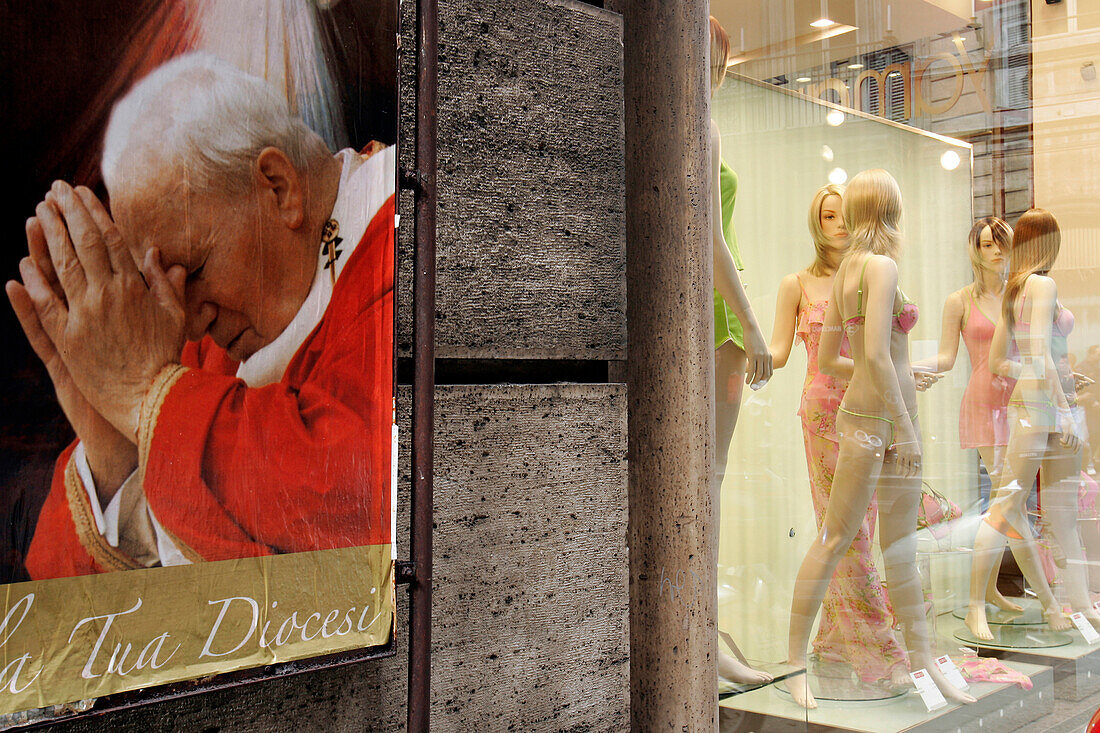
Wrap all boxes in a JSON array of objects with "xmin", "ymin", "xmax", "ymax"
[
  {"xmin": 63, "ymin": 456, "xmax": 143, "ymax": 572},
  {"xmin": 137, "ymin": 364, "xmax": 189, "ymax": 472},
  {"xmin": 136, "ymin": 363, "xmax": 204, "ymax": 565}
]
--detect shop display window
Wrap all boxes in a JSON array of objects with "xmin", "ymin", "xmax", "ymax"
[{"xmin": 711, "ymin": 2, "xmax": 1100, "ymax": 729}]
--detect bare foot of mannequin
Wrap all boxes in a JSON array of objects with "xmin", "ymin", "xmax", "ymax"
[
  {"xmin": 985, "ymin": 590, "xmax": 1024, "ymax": 612},
  {"xmin": 922, "ymin": 662, "xmax": 977, "ymax": 705},
  {"xmin": 964, "ymin": 604, "xmax": 995, "ymax": 641},
  {"xmin": 781, "ymin": 667, "xmax": 815, "ymax": 709},
  {"xmin": 889, "ymin": 666, "xmax": 912, "ymax": 689},
  {"xmin": 1042, "ymin": 604, "xmax": 1073, "ymax": 631},
  {"xmin": 718, "ymin": 650, "xmax": 773, "ymax": 685}
]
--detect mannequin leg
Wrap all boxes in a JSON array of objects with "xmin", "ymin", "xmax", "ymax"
[
  {"xmin": 715, "ymin": 341, "xmax": 747, "ymax": 478},
  {"xmin": 804, "ymin": 428, "xmax": 908, "ymax": 684},
  {"xmin": 967, "ymin": 427, "xmax": 1071, "ymax": 640},
  {"xmin": 1038, "ymin": 440, "xmax": 1099, "ymax": 628},
  {"xmin": 785, "ymin": 410, "xmax": 889, "ymax": 708},
  {"xmin": 877, "ymin": 442, "xmax": 976, "ymax": 705},
  {"xmin": 976, "ymin": 445, "xmax": 1023, "ymax": 612},
  {"xmin": 714, "ymin": 341, "xmax": 771, "ymax": 685}
]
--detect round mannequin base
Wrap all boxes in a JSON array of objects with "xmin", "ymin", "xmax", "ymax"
[
  {"xmin": 954, "ymin": 624, "xmax": 1074, "ymax": 648},
  {"xmin": 951, "ymin": 597, "xmax": 1042, "ymax": 626},
  {"xmin": 772, "ymin": 657, "xmax": 908, "ymax": 703}
]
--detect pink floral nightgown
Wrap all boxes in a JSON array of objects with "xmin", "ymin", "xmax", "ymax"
[{"xmin": 795, "ymin": 277, "xmax": 909, "ymax": 681}]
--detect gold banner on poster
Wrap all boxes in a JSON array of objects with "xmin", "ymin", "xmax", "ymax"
[{"xmin": 0, "ymin": 545, "xmax": 393, "ymax": 714}]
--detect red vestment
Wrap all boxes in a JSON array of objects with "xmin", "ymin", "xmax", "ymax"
[{"xmin": 25, "ymin": 195, "xmax": 394, "ymax": 579}]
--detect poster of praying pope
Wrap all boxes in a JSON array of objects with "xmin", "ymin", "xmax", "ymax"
[{"xmin": 0, "ymin": 0, "xmax": 398, "ymax": 718}]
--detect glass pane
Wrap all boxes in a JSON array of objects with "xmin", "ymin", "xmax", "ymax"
[{"xmin": 712, "ymin": 2, "xmax": 1100, "ymax": 730}]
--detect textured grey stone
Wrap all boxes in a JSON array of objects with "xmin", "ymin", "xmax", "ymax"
[
  {"xmin": 397, "ymin": 0, "xmax": 626, "ymax": 360},
  {"xmin": 49, "ymin": 385, "xmax": 629, "ymax": 732}
]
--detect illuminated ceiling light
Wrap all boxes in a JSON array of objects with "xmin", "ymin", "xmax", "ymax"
[
  {"xmin": 821, "ymin": 145, "xmax": 834, "ymax": 162},
  {"xmin": 795, "ymin": 76, "xmax": 812, "ymax": 83},
  {"xmin": 826, "ymin": 109, "xmax": 845, "ymax": 126},
  {"xmin": 847, "ymin": 62, "xmax": 864, "ymax": 69},
  {"xmin": 940, "ymin": 150, "xmax": 962, "ymax": 171},
  {"xmin": 828, "ymin": 167, "xmax": 848, "ymax": 185},
  {"xmin": 810, "ymin": 18, "xmax": 836, "ymax": 28}
]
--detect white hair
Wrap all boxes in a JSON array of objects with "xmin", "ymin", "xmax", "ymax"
[{"xmin": 101, "ymin": 52, "xmax": 331, "ymax": 197}]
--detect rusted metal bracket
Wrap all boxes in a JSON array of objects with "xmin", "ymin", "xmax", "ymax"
[{"xmin": 407, "ymin": 0, "xmax": 437, "ymax": 729}]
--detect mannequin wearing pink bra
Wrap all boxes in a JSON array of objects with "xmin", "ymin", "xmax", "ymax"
[
  {"xmin": 783, "ymin": 170, "xmax": 974, "ymax": 709},
  {"xmin": 769, "ymin": 185, "xmax": 908, "ymax": 686}
]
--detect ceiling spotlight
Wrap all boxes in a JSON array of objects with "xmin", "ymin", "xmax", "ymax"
[
  {"xmin": 826, "ymin": 110, "xmax": 845, "ymax": 126},
  {"xmin": 847, "ymin": 62, "xmax": 864, "ymax": 69},
  {"xmin": 796, "ymin": 76, "xmax": 812, "ymax": 83},
  {"xmin": 821, "ymin": 145, "xmax": 834, "ymax": 162},
  {"xmin": 828, "ymin": 167, "xmax": 848, "ymax": 185},
  {"xmin": 811, "ymin": 18, "xmax": 836, "ymax": 28},
  {"xmin": 940, "ymin": 150, "xmax": 962, "ymax": 171}
]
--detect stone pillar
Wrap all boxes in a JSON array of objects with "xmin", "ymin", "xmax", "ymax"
[{"xmin": 612, "ymin": 0, "xmax": 717, "ymax": 728}]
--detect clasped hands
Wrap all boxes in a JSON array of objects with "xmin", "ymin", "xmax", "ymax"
[{"xmin": 6, "ymin": 182, "xmax": 187, "ymax": 491}]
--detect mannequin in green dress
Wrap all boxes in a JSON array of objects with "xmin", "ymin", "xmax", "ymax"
[
  {"xmin": 710, "ymin": 15, "xmax": 774, "ymax": 687},
  {"xmin": 714, "ymin": 159, "xmax": 755, "ymax": 473}
]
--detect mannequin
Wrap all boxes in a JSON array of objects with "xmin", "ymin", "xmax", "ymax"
[
  {"xmin": 769, "ymin": 184, "xmax": 908, "ymax": 685},
  {"xmin": 913, "ymin": 218, "xmax": 1022, "ymax": 613},
  {"xmin": 966, "ymin": 208, "xmax": 1100, "ymax": 640},
  {"xmin": 784, "ymin": 169, "xmax": 975, "ymax": 709},
  {"xmin": 709, "ymin": 16, "xmax": 773, "ymax": 687}
]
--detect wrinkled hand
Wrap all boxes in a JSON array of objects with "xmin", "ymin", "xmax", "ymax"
[
  {"xmin": 914, "ymin": 371, "xmax": 942, "ymax": 392},
  {"xmin": 10, "ymin": 182, "xmax": 186, "ymax": 439},
  {"xmin": 7, "ymin": 216, "xmax": 138, "ymax": 495},
  {"xmin": 742, "ymin": 324, "xmax": 773, "ymax": 388}
]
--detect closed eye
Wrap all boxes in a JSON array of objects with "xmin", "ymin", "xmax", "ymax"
[{"xmin": 187, "ymin": 255, "xmax": 209, "ymax": 283}]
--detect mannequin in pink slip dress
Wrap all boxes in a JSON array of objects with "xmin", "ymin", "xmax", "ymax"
[{"xmin": 912, "ymin": 218, "xmax": 1021, "ymax": 615}]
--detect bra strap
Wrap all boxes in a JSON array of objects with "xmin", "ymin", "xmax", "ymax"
[
  {"xmin": 856, "ymin": 256, "xmax": 871, "ymax": 317},
  {"xmin": 794, "ymin": 272, "xmax": 810, "ymax": 300}
]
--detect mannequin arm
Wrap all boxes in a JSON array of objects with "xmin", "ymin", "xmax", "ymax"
[
  {"xmin": 1026, "ymin": 276, "xmax": 1073, "ymax": 411},
  {"xmin": 862, "ymin": 256, "xmax": 916, "ymax": 437},
  {"xmin": 818, "ymin": 296, "xmax": 853, "ymax": 380},
  {"xmin": 989, "ymin": 310, "xmax": 1019, "ymax": 380},
  {"xmin": 912, "ymin": 289, "xmax": 964, "ymax": 374},
  {"xmin": 710, "ymin": 120, "xmax": 771, "ymax": 384},
  {"xmin": 768, "ymin": 274, "xmax": 801, "ymax": 369}
]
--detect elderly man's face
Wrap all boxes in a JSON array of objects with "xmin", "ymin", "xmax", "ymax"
[{"xmin": 112, "ymin": 183, "xmax": 303, "ymax": 363}]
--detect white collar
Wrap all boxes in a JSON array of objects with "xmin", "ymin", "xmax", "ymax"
[{"xmin": 235, "ymin": 145, "xmax": 395, "ymax": 387}]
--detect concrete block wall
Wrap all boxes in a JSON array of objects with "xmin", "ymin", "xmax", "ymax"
[{"xmin": 53, "ymin": 0, "xmax": 628, "ymax": 730}]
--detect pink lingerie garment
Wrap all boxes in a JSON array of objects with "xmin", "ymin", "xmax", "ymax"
[
  {"xmin": 957, "ymin": 651, "xmax": 1033, "ymax": 690},
  {"xmin": 842, "ymin": 256, "xmax": 919, "ymax": 335}
]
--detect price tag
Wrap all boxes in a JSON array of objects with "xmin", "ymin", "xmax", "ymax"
[
  {"xmin": 910, "ymin": 669, "xmax": 947, "ymax": 712},
  {"xmin": 934, "ymin": 655, "xmax": 969, "ymax": 690},
  {"xmin": 1071, "ymin": 612, "xmax": 1100, "ymax": 644}
]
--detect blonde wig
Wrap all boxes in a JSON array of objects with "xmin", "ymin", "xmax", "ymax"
[
  {"xmin": 1002, "ymin": 208, "xmax": 1061, "ymax": 332},
  {"xmin": 710, "ymin": 16, "xmax": 731, "ymax": 95},
  {"xmin": 842, "ymin": 169, "xmax": 903, "ymax": 259},
  {"xmin": 967, "ymin": 216, "xmax": 1012, "ymax": 297},
  {"xmin": 807, "ymin": 183, "xmax": 846, "ymax": 276}
]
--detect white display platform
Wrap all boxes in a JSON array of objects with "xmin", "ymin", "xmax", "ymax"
[{"xmin": 719, "ymin": 659, "xmax": 1051, "ymax": 733}]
